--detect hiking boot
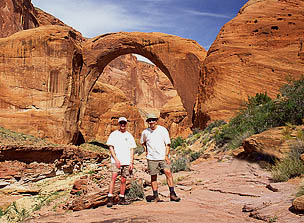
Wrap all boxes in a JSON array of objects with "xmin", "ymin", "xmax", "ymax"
[
  {"xmin": 118, "ymin": 196, "xmax": 130, "ymax": 205},
  {"xmin": 107, "ymin": 196, "xmax": 114, "ymax": 207},
  {"xmin": 170, "ymin": 191, "xmax": 181, "ymax": 202},
  {"xmin": 153, "ymin": 196, "xmax": 161, "ymax": 202}
]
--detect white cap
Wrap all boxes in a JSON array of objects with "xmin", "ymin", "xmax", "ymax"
[{"xmin": 118, "ymin": 117, "xmax": 128, "ymax": 123}]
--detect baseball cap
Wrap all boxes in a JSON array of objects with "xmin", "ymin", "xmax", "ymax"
[
  {"xmin": 146, "ymin": 113, "xmax": 158, "ymax": 121},
  {"xmin": 118, "ymin": 117, "xmax": 128, "ymax": 123}
]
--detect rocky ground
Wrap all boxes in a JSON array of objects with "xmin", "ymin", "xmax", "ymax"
[{"xmin": 23, "ymin": 155, "xmax": 304, "ymax": 223}]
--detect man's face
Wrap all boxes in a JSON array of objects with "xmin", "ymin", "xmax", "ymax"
[
  {"xmin": 147, "ymin": 118, "xmax": 158, "ymax": 129},
  {"xmin": 119, "ymin": 121, "xmax": 127, "ymax": 131}
]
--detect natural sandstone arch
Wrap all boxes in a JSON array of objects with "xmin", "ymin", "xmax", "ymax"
[
  {"xmin": 0, "ymin": 26, "xmax": 206, "ymax": 145},
  {"xmin": 80, "ymin": 32, "xmax": 207, "ymax": 126}
]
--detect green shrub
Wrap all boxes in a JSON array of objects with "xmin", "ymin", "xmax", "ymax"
[
  {"xmin": 125, "ymin": 181, "xmax": 144, "ymax": 201},
  {"xmin": 171, "ymin": 157, "xmax": 190, "ymax": 173},
  {"xmin": 271, "ymin": 156, "xmax": 304, "ymax": 182},
  {"xmin": 246, "ymin": 92, "xmax": 272, "ymax": 108},
  {"xmin": 271, "ymin": 76, "xmax": 304, "ymax": 126},
  {"xmin": 0, "ymin": 208, "xmax": 4, "ymax": 217},
  {"xmin": 215, "ymin": 76, "xmax": 304, "ymax": 150},
  {"xmin": 171, "ymin": 137, "xmax": 186, "ymax": 149},
  {"xmin": 271, "ymin": 141, "xmax": 304, "ymax": 182},
  {"xmin": 188, "ymin": 151, "xmax": 202, "ymax": 162},
  {"xmin": 296, "ymin": 183, "xmax": 304, "ymax": 197},
  {"xmin": 205, "ymin": 120, "xmax": 226, "ymax": 133},
  {"xmin": 134, "ymin": 145, "xmax": 145, "ymax": 155}
]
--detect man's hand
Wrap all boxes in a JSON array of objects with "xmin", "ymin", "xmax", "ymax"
[
  {"xmin": 165, "ymin": 156, "xmax": 171, "ymax": 165},
  {"xmin": 129, "ymin": 162, "xmax": 134, "ymax": 174},
  {"xmin": 115, "ymin": 160, "xmax": 121, "ymax": 169}
]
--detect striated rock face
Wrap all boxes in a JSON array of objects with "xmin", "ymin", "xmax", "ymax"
[
  {"xmin": 0, "ymin": 25, "xmax": 84, "ymax": 143},
  {"xmin": 92, "ymin": 54, "xmax": 189, "ymax": 140},
  {"xmin": 101, "ymin": 54, "xmax": 177, "ymax": 111},
  {"xmin": 159, "ymin": 96, "xmax": 192, "ymax": 138},
  {"xmin": 195, "ymin": 0, "xmax": 304, "ymax": 127},
  {"xmin": 79, "ymin": 81, "xmax": 145, "ymax": 142},
  {"xmin": 0, "ymin": 0, "xmax": 38, "ymax": 38}
]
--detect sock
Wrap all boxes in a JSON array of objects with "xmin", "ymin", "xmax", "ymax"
[
  {"xmin": 108, "ymin": 193, "xmax": 113, "ymax": 197},
  {"xmin": 153, "ymin": 190, "xmax": 158, "ymax": 197},
  {"xmin": 169, "ymin": 187, "xmax": 175, "ymax": 193}
]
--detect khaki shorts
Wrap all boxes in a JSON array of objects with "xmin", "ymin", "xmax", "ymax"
[
  {"xmin": 110, "ymin": 164, "xmax": 130, "ymax": 178},
  {"xmin": 147, "ymin": 160, "xmax": 171, "ymax": 175}
]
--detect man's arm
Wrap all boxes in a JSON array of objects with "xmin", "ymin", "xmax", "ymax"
[
  {"xmin": 142, "ymin": 142, "xmax": 148, "ymax": 156},
  {"xmin": 165, "ymin": 144, "xmax": 171, "ymax": 164},
  {"xmin": 129, "ymin": 148, "xmax": 134, "ymax": 171},
  {"xmin": 109, "ymin": 145, "xmax": 121, "ymax": 168}
]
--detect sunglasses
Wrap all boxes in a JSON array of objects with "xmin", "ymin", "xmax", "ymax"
[
  {"xmin": 119, "ymin": 121, "xmax": 127, "ymax": 125},
  {"xmin": 147, "ymin": 118, "xmax": 158, "ymax": 123}
]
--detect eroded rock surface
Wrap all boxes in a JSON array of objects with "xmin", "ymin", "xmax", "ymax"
[
  {"xmin": 195, "ymin": 0, "xmax": 304, "ymax": 127},
  {"xmin": 241, "ymin": 125, "xmax": 304, "ymax": 160}
]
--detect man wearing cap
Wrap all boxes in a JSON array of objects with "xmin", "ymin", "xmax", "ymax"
[
  {"xmin": 106, "ymin": 117, "xmax": 136, "ymax": 207},
  {"xmin": 140, "ymin": 113, "xmax": 181, "ymax": 202}
]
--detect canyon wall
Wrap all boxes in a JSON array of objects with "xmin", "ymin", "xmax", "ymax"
[{"xmin": 195, "ymin": 0, "xmax": 304, "ymax": 127}]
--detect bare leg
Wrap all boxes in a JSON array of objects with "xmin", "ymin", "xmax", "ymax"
[
  {"xmin": 109, "ymin": 172, "xmax": 118, "ymax": 194},
  {"xmin": 151, "ymin": 174, "xmax": 158, "ymax": 191},
  {"xmin": 164, "ymin": 169, "xmax": 174, "ymax": 187},
  {"xmin": 120, "ymin": 176, "xmax": 127, "ymax": 195}
]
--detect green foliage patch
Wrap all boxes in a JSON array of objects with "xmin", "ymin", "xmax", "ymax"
[
  {"xmin": 125, "ymin": 181, "xmax": 144, "ymax": 201},
  {"xmin": 215, "ymin": 76, "xmax": 304, "ymax": 150},
  {"xmin": 271, "ymin": 140, "xmax": 304, "ymax": 182}
]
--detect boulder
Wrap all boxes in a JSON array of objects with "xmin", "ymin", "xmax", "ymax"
[
  {"xmin": 293, "ymin": 195, "xmax": 304, "ymax": 212},
  {"xmin": 242, "ymin": 125, "xmax": 304, "ymax": 160}
]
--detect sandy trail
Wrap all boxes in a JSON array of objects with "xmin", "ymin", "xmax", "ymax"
[{"xmin": 28, "ymin": 157, "xmax": 304, "ymax": 223}]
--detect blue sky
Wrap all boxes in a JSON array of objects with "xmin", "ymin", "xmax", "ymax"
[{"xmin": 31, "ymin": 0, "xmax": 248, "ymax": 51}]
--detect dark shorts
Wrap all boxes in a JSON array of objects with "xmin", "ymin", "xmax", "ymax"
[
  {"xmin": 147, "ymin": 160, "xmax": 171, "ymax": 175},
  {"xmin": 110, "ymin": 164, "xmax": 130, "ymax": 178}
]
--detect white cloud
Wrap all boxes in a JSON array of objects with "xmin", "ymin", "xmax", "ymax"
[
  {"xmin": 32, "ymin": 0, "xmax": 165, "ymax": 38},
  {"xmin": 134, "ymin": 54, "xmax": 154, "ymax": 65},
  {"xmin": 184, "ymin": 9, "xmax": 232, "ymax": 19},
  {"xmin": 31, "ymin": 0, "xmax": 242, "ymax": 49}
]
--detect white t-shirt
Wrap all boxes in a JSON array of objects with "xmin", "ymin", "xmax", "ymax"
[
  {"xmin": 140, "ymin": 125, "xmax": 171, "ymax": 160},
  {"xmin": 106, "ymin": 130, "xmax": 136, "ymax": 165}
]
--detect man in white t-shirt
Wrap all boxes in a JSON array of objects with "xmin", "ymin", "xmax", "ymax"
[
  {"xmin": 140, "ymin": 113, "xmax": 180, "ymax": 202},
  {"xmin": 106, "ymin": 117, "xmax": 137, "ymax": 207}
]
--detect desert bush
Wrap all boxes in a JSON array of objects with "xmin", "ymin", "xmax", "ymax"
[
  {"xmin": 205, "ymin": 120, "xmax": 226, "ymax": 133},
  {"xmin": 1, "ymin": 202, "xmax": 29, "ymax": 223},
  {"xmin": 0, "ymin": 126, "xmax": 55, "ymax": 147},
  {"xmin": 296, "ymin": 183, "xmax": 304, "ymax": 197},
  {"xmin": 246, "ymin": 92, "xmax": 272, "ymax": 108},
  {"xmin": 79, "ymin": 140, "xmax": 108, "ymax": 153},
  {"xmin": 188, "ymin": 150, "xmax": 202, "ymax": 161},
  {"xmin": 134, "ymin": 145, "xmax": 145, "ymax": 155},
  {"xmin": 125, "ymin": 181, "xmax": 144, "ymax": 201},
  {"xmin": 215, "ymin": 76, "xmax": 304, "ymax": 150},
  {"xmin": 171, "ymin": 137, "xmax": 186, "ymax": 149},
  {"xmin": 215, "ymin": 93, "xmax": 275, "ymax": 149},
  {"xmin": 271, "ymin": 140, "xmax": 304, "ymax": 182},
  {"xmin": 171, "ymin": 157, "xmax": 190, "ymax": 173},
  {"xmin": 271, "ymin": 76, "xmax": 304, "ymax": 126}
]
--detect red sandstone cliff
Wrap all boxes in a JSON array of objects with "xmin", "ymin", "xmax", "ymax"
[{"xmin": 195, "ymin": 0, "xmax": 304, "ymax": 127}]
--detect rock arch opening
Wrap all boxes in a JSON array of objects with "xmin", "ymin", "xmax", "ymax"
[
  {"xmin": 80, "ymin": 32, "xmax": 207, "ymax": 143},
  {"xmin": 80, "ymin": 53, "xmax": 190, "ymax": 142}
]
